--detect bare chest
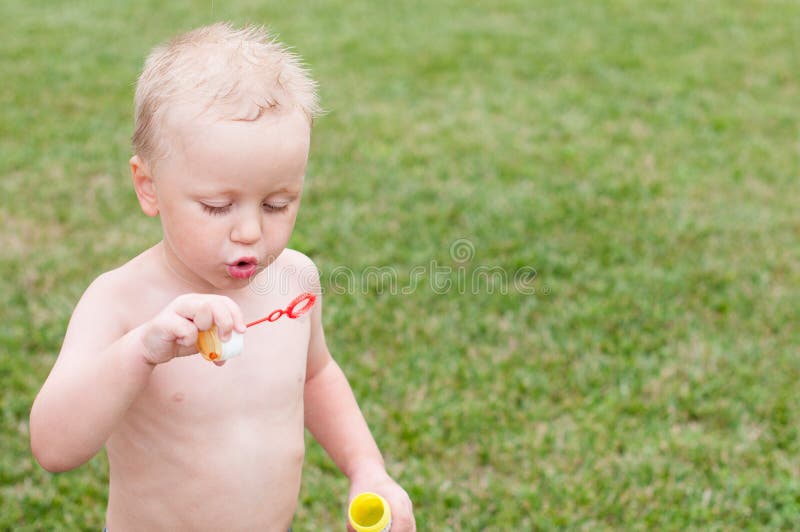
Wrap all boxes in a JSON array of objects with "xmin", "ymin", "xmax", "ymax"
[{"xmin": 142, "ymin": 320, "xmax": 310, "ymax": 422}]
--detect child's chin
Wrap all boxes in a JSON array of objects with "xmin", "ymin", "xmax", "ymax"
[
  {"xmin": 222, "ymin": 276, "xmax": 252, "ymax": 289},
  {"xmin": 201, "ymin": 274, "xmax": 251, "ymax": 291}
]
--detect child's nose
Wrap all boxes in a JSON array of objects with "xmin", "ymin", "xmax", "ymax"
[{"xmin": 231, "ymin": 212, "xmax": 262, "ymax": 244}]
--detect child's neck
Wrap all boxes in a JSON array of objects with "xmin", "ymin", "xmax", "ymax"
[{"xmin": 158, "ymin": 241, "xmax": 225, "ymax": 295}]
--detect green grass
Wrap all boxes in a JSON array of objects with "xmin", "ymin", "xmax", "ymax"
[{"xmin": 2, "ymin": 0, "xmax": 799, "ymax": 529}]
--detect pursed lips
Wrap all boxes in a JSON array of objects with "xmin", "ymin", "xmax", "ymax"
[{"xmin": 226, "ymin": 256, "xmax": 259, "ymax": 279}]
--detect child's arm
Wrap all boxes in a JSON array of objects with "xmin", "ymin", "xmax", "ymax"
[
  {"xmin": 30, "ymin": 274, "xmax": 245, "ymax": 472},
  {"xmin": 304, "ymin": 293, "xmax": 415, "ymax": 531}
]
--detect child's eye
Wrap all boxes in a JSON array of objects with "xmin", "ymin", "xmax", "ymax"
[
  {"xmin": 202, "ymin": 203, "xmax": 232, "ymax": 216},
  {"xmin": 263, "ymin": 202, "xmax": 290, "ymax": 212}
]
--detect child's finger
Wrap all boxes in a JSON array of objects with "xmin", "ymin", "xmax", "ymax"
[
  {"xmin": 170, "ymin": 295, "xmax": 208, "ymax": 324},
  {"xmin": 142, "ymin": 313, "xmax": 199, "ymax": 363},
  {"xmin": 220, "ymin": 296, "xmax": 246, "ymax": 333},
  {"xmin": 168, "ymin": 313, "xmax": 199, "ymax": 348},
  {"xmin": 191, "ymin": 301, "xmax": 215, "ymax": 332},
  {"xmin": 211, "ymin": 305, "xmax": 235, "ymax": 341}
]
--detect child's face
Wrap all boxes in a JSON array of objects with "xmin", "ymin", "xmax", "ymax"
[{"xmin": 140, "ymin": 108, "xmax": 311, "ymax": 291}]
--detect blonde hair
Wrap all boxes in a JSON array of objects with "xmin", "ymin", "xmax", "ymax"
[{"xmin": 132, "ymin": 22, "xmax": 320, "ymax": 165}]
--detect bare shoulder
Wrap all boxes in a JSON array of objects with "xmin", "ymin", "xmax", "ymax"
[
  {"xmin": 86, "ymin": 259, "xmax": 144, "ymax": 301},
  {"xmin": 275, "ymin": 248, "xmax": 317, "ymax": 271},
  {"xmin": 271, "ymin": 248, "xmax": 320, "ymax": 292},
  {"xmin": 68, "ymin": 246, "xmax": 164, "ymax": 338}
]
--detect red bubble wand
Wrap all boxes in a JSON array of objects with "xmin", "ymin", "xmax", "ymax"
[{"xmin": 246, "ymin": 291, "xmax": 317, "ymax": 327}]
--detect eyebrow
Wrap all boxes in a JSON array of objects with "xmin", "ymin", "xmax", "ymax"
[
  {"xmin": 194, "ymin": 185, "xmax": 302, "ymax": 198},
  {"xmin": 266, "ymin": 186, "xmax": 300, "ymax": 195}
]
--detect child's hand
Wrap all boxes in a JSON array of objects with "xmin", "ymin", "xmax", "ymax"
[
  {"xmin": 348, "ymin": 469, "xmax": 415, "ymax": 531},
  {"xmin": 139, "ymin": 294, "xmax": 246, "ymax": 366}
]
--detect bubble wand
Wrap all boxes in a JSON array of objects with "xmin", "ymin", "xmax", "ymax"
[{"xmin": 196, "ymin": 292, "xmax": 316, "ymax": 362}]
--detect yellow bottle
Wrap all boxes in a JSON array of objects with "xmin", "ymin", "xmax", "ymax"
[
  {"xmin": 348, "ymin": 492, "xmax": 391, "ymax": 532},
  {"xmin": 196, "ymin": 326, "xmax": 244, "ymax": 362}
]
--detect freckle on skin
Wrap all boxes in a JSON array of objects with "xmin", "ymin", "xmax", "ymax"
[{"xmin": 172, "ymin": 392, "xmax": 185, "ymax": 403}]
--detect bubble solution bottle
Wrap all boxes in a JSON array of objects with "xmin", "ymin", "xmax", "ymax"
[{"xmin": 348, "ymin": 492, "xmax": 391, "ymax": 532}]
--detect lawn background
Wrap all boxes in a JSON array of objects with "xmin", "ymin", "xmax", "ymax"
[{"xmin": 2, "ymin": 0, "xmax": 799, "ymax": 529}]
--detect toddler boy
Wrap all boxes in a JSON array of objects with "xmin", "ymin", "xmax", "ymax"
[{"xmin": 30, "ymin": 22, "xmax": 414, "ymax": 531}]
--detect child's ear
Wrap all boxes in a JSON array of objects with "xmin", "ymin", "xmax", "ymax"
[{"xmin": 130, "ymin": 155, "xmax": 159, "ymax": 217}]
